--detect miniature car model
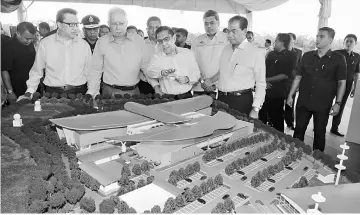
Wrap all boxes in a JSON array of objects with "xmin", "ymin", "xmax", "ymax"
[
  {"xmin": 267, "ymin": 178, "xmax": 276, "ymax": 183},
  {"xmin": 260, "ymin": 158, "xmax": 268, "ymax": 162},
  {"xmin": 185, "ymin": 178, "xmax": 192, "ymax": 183},
  {"xmin": 222, "ymin": 194, "xmax": 230, "ymax": 200},
  {"xmin": 236, "ymin": 170, "xmax": 245, "ymax": 175},
  {"xmin": 216, "ymin": 158, "xmax": 224, "ymax": 162},
  {"xmin": 285, "ymin": 166, "xmax": 293, "ymax": 170},
  {"xmin": 200, "ymin": 176, "xmax": 207, "ymax": 181},
  {"xmin": 237, "ymin": 193, "xmax": 248, "ymax": 199},
  {"xmin": 197, "ymin": 198, "xmax": 206, "ymax": 204},
  {"xmin": 245, "ymin": 151, "xmax": 250, "ymax": 155},
  {"xmin": 277, "ymin": 155, "xmax": 282, "ymax": 159},
  {"xmin": 303, "ymin": 166, "xmax": 309, "ymax": 171},
  {"xmin": 241, "ymin": 176, "xmax": 247, "ymax": 181},
  {"xmin": 268, "ymin": 187, "xmax": 275, "ymax": 192}
]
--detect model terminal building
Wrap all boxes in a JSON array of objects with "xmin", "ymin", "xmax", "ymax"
[{"xmin": 50, "ymin": 96, "xmax": 254, "ymax": 195}]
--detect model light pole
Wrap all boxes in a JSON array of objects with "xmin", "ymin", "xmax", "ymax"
[
  {"xmin": 307, "ymin": 192, "xmax": 326, "ymax": 213},
  {"xmin": 335, "ymin": 142, "xmax": 349, "ymax": 185}
]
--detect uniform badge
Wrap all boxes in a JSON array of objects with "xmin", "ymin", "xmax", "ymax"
[{"xmin": 89, "ymin": 16, "xmax": 94, "ymax": 23}]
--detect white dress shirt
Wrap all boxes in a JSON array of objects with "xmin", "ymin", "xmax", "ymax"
[
  {"xmin": 218, "ymin": 40, "xmax": 266, "ymax": 109},
  {"xmin": 26, "ymin": 32, "xmax": 92, "ymax": 94},
  {"xmin": 191, "ymin": 31, "xmax": 228, "ymax": 91},
  {"xmin": 87, "ymin": 33, "xmax": 148, "ymax": 96},
  {"xmin": 147, "ymin": 47, "xmax": 201, "ymax": 95}
]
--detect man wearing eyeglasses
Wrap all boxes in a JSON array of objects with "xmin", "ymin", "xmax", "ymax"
[
  {"xmin": 218, "ymin": 16, "xmax": 266, "ymax": 118},
  {"xmin": 147, "ymin": 26, "xmax": 200, "ymax": 99},
  {"xmin": 18, "ymin": 8, "xmax": 92, "ymax": 99},
  {"xmin": 87, "ymin": 7, "xmax": 150, "ymax": 98},
  {"xmin": 81, "ymin": 15, "xmax": 100, "ymax": 54},
  {"xmin": 191, "ymin": 10, "xmax": 228, "ymax": 96}
]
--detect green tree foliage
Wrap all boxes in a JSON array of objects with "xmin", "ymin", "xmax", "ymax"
[
  {"xmin": 163, "ymin": 197, "xmax": 176, "ymax": 213},
  {"xmin": 183, "ymin": 189, "xmax": 195, "ymax": 203},
  {"xmin": 28, "ymin": 200, "xmax": 49, "ymax": 213},
  {"xmin": 137, "ymin": 179, "xmax": 146, "ymax": 189},
  {"xmin": 132, "ymin": 164, "xmax": 142, "ymax": 176},
  {"xmin": 141, "ymin": 160, "xmax": 151, "ymax": 173},
  {"xmin": 224, "ymin": 198, "xmax": 235, "ymax": 212},
  {"xmin": 121, "ymin": 165, "xmax": 131, "ymax": 177},
  {"xmin": 150, "ymin": 205, "xmax": 162, "ymax": 213},
  {"xmin": 49, "ymin": 192, "xmax": 66, "ymax": 210},
  {"xmin": 80, "ymin": 197, "xmax": 96, "ymax": 213},
  {"xmin": 119, "ymin": 175, "xmax": 130, "ymax": 186},
  {"xmin": 206, "ymin": 177, "xmax": 216, "ymax": 192},
  {"xmin": 214, "ymin": 174, "xmax": 224, "ymax": 187},
  {"xmin": 175, "ymin": 194, "xmax": 186, "ymax": 208},
  {"xmin": 99, "ymin": 199, "xmax": 115, "ymax": 213},
  {"xmin": 128, "ymin": 207, "xmax": 137, "ymax": 213},
  {"xmin": 191, "ymin": 185, "xmax": 202, "ymax": 199},
  {"xmin": 146, "ymin": 175, "xmax": 155, "ymax": 184},
  {"xmin": 117, "ymin": 200, "xmax": 130, "ymax": 213}
]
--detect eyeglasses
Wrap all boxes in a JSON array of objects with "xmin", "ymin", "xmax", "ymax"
[
  {"xmin": 60, "ymin": 21, "xmax": 80, "ymax": 27},
  {"xmin": 157, "ymin": 36, "xmax": 171, "ymax": 45}
]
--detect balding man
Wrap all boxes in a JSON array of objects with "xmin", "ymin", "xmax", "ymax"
[{"xmin": 87, "ymin": 7, "xmax": 150, "ymax": 98}]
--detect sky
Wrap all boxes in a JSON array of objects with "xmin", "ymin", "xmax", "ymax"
[{"xmin": 1, "ymin": 0, "xmax": 359, "ymax": 39}]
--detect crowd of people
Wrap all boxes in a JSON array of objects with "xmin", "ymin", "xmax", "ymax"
[{"xmin": 1, "ymin": 7, "xmax": 359, "ymax": 153}]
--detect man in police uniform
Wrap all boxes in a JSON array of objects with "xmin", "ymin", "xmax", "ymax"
[{"xmin": 81, "ymin": 14, "xmax": 100, "ymax": 53}]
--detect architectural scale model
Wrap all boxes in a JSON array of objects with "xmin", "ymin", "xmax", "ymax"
[{"xmin": 44, "ymin": 95, "xmax": 359, "ymax": 213}]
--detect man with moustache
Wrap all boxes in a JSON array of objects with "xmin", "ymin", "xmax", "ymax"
[
  {"xmin": 218, "ymin": 15, "xmax": 266, "ymax": 118},
  {"xmin": 87, "ymin": 7, "xmax": 149, "ymax": 98},
  {"xmin": 191, "ymin": 10, "xmax": 228, "ymax": 96},
  {"xmin": 287, "ymin": 27, "xmax": 347, "ymax": 152},
  {"xmin": 18, "ymin": 8, "xmax": 92, "ymax": 100},
  {"xmin": 330, "ymin": 34, "xmax": 360, "ymax": 136},
  {"xmin": 2, "ymin": 22, "xmax": 36, "ymax": 103},
  {"xmin": 81, "ymin": 14, "xmax": 100, "ymax": 53}
]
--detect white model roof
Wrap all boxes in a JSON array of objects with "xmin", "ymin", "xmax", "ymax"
[{"xmin": 119, "ymin": 183, "xmax": 175, "ymax": 213}]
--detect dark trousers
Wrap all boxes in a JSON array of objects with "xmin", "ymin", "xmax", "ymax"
[
  {"xmin": 284, "ymin": 92, "xmax": 296, "ymax": 127},
  {"xmin": 193, "ymin": 91, "xmax": 216, "ymax": 97},
  {"xmin": 44, "ymin": 84, "xmax": 87, "ymax": 95},
  {"xmin": 331, "ymin": 81, "xmax": 353, "ymax": 131},
  {"xmin": 259, "ymin": 96, "xmax": 285, "ymax": 132},
  {"xmin": 294, "ymin": 105, "xmax": 331, "ymax": 152},
  {"xmin": 138, "ymin": 80, "xmax": 155, "ymax": 95},
  {"xmin": 218, "ymin": 91, "xmax": 253, "ymax": 115},
  {"xmin": 163, "ymin": 91, "xmax": 192, "ymax": 100}
]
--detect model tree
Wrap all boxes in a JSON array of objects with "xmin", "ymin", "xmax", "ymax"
[
  {"xmin": 183, "ymin": 188, "xmax": 195, "ymax": 203},
  {"xmin": 117, "ymin": 200, "xmax": 130, "ymax": 213},
  {"xmin": 119, "ymin": 174, "xmax": 130, "ymax": 186},
  {"xmin": 146, "ymin": 175, "xmax": 155, "ymax": 185},
  {"xmin": 206, "ymin": 177, "xmax": 216, "ymax": 192},
  {"xmin": 251, "ymin": 174, "xmax": 261, "ymax": 188},
  {"xmin": 299, "ymin": 176, "xmax": 308, "ymax": 187},
  {"xmin": 225, "ymin": 164, "xmax": 235, "ymax": 176},
  {"xmin": 296, "ymin": 147, "xmax": 303, "ymax": 160},
  {"xmin": 49, "ymin": 192, "xmax": 66, "ymax": 211},
  {"xmin": 178, "ymin": 168, "xmax": 185, "ymax": 179},
  {"xmin": 175, "ymin": 194, "xmax": 186, "ymax": 208},
  {"xmin": 214, "ymin": 174, "xmax": 223, "ymax": 187},
  {"xmin": 141, "ymin": 160, "xmax": 151, "ymax": 173},
  {"xmin": 137, "ymin": 179, "xmax": 146, "ymax": 189},
  {"xmin": 185, "ymin": 164, "xmax": 194, "ymax": 177},
  {"xmin": 132, "ymin": 164, "xmax": 142, "ymax": 176},
  {"xmin": 121, "ymin": 165, "xmax": 131, "ymax": 177},
  {"xmin": 99, "ymin": 199, "xmax": 115, "ymax": 213},
  {"xmin": 29, "ymin": 200, "xmax": 49, "ymax": 213},
  {"xmin": 200, "ymin": 181, "xmax": 208, "ymax": 195},
  {"xmin": 168, "ymin": 175, "xmax": 178, "ymax": 186},
  {"xmin": 224, "ymin": 198, "xmax": 235, "ymax": 213},
  {"xmin": 65, "ymin": 187, "xmax": 84, "ymax": 205},
  {"xmin": 193, "ymin": 161, "xmax": 201, "ymax": 173},
  {"xmin": 150, "ymin": 205, "xmax": 161, "ymax": 213},
  {"xmin": 163, "ymin": 197, "xmax": 176, "ymax": 213},
  {"xmin": 191, "ymin": 185, "xmax": 202, "ymax": 199},
  {"xmin": 214, "ymin": 202, "xmax": 227, "ymax": 213},
  {"xmin": 289, "ymin": 142, "xmax": 295, "ymax": 152},
  {"xmin": 80, "ymin": 197, "xmax": 96, "ymax": 213},
  {"xmin": 262, "ymin": 168, "xmax": 269, "ymax": 179}
]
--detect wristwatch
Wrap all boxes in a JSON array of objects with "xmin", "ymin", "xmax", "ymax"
[
  {"xmin": 7, "ymin": 89, "xmax": 13, "ymax": 94},
  {"xmin": 253, "ymin": 107, "xmax": 260, "ymax": 112},
  {"xmin": 200, "ymin": 79, "xmax": 205, "ymax": 84},
  {"xmin": 335, "ymin": 101, "xmax": 342, "ymax": 106}
]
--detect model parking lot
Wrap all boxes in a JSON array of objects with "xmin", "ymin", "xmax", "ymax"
[
  {"xmin": 174, "ymin": 186, "xmax": 229, "ymax": 214},
  {"xmin": 176, "ymin": 172, "xmax": 203, "ymax": 189}
]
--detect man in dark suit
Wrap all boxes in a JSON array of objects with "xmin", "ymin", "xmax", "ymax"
[
  {"xmin": 331, "ymin": 34, "xmax": 360, "ymax": 136},
  {"xmin": 285, "ymin": 32, "xmax": 302, "ymax": 130}
]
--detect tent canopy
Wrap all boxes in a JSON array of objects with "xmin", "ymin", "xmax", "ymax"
[{"xmin": 26, "ymin": 0, "xmax": 289, "ymax": 14}]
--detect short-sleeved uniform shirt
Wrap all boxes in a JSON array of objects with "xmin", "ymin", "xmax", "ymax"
[
  {"xmin": 296, "ymin": 49, "xmax": 347, "ymax": 111},
  {"xmin": 334, "ymin": 49, "xmax": 360, "ymax": 83},
  {"xmin": 1, "ymin": 37, "xmax": 36, "ymax": 96},
  {"xmin": 265, "ymin": 49, "xmax": 293, "ymax": 98}
]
